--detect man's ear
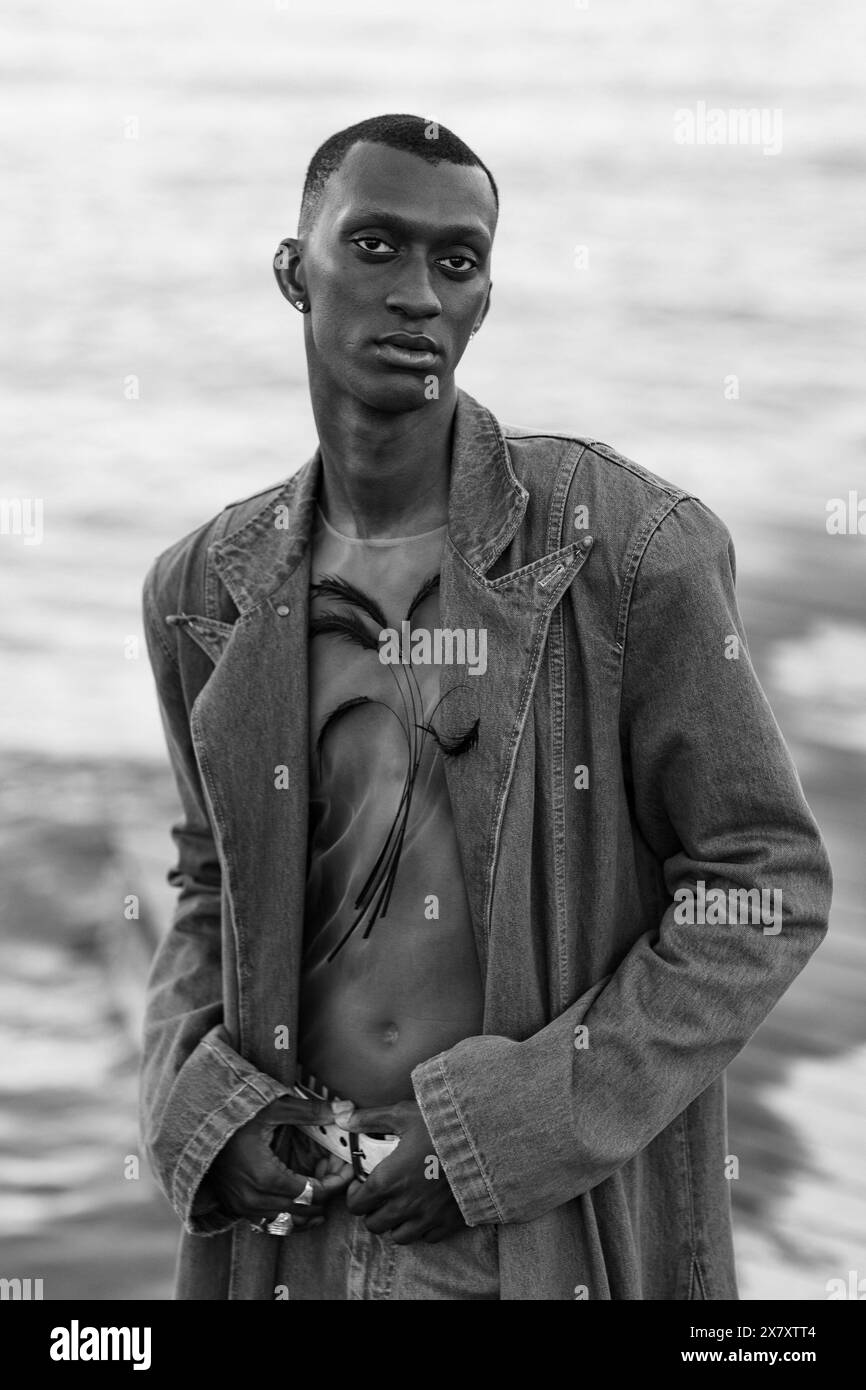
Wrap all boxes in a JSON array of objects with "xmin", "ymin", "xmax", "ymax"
[{"xmin": 273, "ymin": 237, "xmax": 306, "ymax": 306}]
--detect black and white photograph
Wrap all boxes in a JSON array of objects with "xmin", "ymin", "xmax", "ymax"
[{"xmin": 2, "ymin": 0, "xmax": 864, "ymax": 1337}]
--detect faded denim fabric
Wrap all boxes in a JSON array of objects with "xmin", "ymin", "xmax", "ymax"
[
  {"xmin": 140, "ymin": 391, "xmax": 831, "ymax": 1300},
  {"xmin": 281, "ymin": 1193, "xmax": 499, "ymax": 1301}
]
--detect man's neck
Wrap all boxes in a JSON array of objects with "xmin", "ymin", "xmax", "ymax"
[{"xmin": 310, "ymin": 381, "xmax": 457, "ymax": 540}]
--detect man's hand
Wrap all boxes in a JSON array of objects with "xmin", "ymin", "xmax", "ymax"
[
  {"xmin": 209, "ymin": 1095, "xmax": 353, "ymax": 1231},
  {"xmin": 337, "ymin": 1099, "xmax": 466, "ymax": 1244}
]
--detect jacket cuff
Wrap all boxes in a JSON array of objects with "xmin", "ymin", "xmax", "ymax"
[
  {"xmin": 149, "ymin": 1031, "xmax": 292, "ymax": 1236},
  {"xmin": 411, "ymin": 1052, "xmax": 503, "ymax": 1227}
]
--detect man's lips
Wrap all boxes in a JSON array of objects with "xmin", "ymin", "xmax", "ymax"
[
  {"xmin": 379, "ymin": 332, "xmax": 439, "ymax": 352},
  {"xmin": 375, "ymin": 332, "xmax": 441, "ymax": 371}
]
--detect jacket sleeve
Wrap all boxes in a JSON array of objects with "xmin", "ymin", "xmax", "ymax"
[
  {"xmin": 140, "ymin": 559, "xmax": 291, "ymax": 1235},
  {"xmin": 410, "ymin": 498, "xmax": 832, "ymax": 1226}
]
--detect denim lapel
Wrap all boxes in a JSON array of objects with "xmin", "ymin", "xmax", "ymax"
[
  {"xmin": 188, "ymin": 451, "xmax": 321, "ymax": 1071},
  {"xmin": 438, "ymin": 397, "xmax": 591, "ymax": 974}
]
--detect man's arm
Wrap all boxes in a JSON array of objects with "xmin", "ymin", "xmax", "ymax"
[
  {"xmin": 402, "ymin": 498, "xmax": 832, "ymax": 1226},
  {"xmin": 140, "ymin": 561, "xmax": 308, "ymax": 1234}
]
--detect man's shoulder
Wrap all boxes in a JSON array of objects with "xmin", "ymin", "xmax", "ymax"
[
  {"xmin": 498, "ymin": 416, "xmax": 731, "ymax": 575},
  {"xmin": 501, "ymin": 420, "xmax": 693, "ymax": 507},
  {"xmin": 142, "ymin": 475, "xmax": 293, "ymax": 608}
]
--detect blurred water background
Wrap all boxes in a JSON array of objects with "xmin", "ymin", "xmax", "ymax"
[{"xmin": 1, "ymin": 0, "xmax": 864, "ymax": 1299}]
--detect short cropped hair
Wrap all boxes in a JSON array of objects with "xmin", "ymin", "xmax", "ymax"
[{"xmin": 298, "ymin": 113, "xmax": 499, "ymax": 233}]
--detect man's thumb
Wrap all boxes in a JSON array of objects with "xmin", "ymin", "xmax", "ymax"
[
  {"xmin": 335, "ymin": 1103, "xmax": 401, "ymax": 1135},
  {"xmin": 263, "ymin": 1096, "xmax": 344, "ymax": 1128}
]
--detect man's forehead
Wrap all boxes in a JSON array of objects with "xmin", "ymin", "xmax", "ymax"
[{"xmin": 318, "ymin": 141, "xmax": 497, "ymax": 239}]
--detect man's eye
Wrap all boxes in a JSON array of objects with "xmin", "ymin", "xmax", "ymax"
[
  {"xmin": 437, "ymin": 255, "xmax": 477, "ymax": 273},
  {"xmin": 351, "ymin": 237, "xmax": 396, "ymax": 256}
]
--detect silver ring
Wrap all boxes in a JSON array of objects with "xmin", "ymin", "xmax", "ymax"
[
  {"xmin": 265, "ymin": 1211, "xmax": 294, "ymax": 1236},
  {"xmin": 295, "ymin": 1180, "xmax": 315, "ymax": 1206}
]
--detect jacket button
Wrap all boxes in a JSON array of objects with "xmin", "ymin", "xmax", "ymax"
[
  {"xmin": 582, "ymin": 535, "xmax": 593, "ymax": 548},
  {"xmin": 275, "ymin": 604, "xmax": 290, "ymax": 616}
]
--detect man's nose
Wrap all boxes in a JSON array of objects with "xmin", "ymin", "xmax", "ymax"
[{"xmin": 384, "ymin": 253, "xmax": 442, "ymax": 321}]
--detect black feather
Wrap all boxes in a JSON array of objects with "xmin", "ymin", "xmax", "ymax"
[
  {"xmin": 417, "ymin": 716, "xmax": 480, "ymax": 758},
  {"xmin": 406, "ymin": 572, "xmax": 440, "ymax": 621},
  {"xmin": 315, "ymin": 696, "xmax": 374, "ymax": 762},
  {"xmin": 311, "ymin": 573, "xmax": 388, "ymax": 629},
  {"xmin": 309, "ymin": 608, "xmax": 380, "ymax": 652},
  {"xmin": 316, "ymin": 695, "xmax": 407, "ymax": 765}
]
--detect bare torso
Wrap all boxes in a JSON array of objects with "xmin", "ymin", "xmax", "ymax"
[
  {"xmin": 299, "ymin": 510, "xmax": 483, "ymax": 1107},
  {"xmin": 298, "ymin": 905, "xmax": 483, "ymax": 1107}
]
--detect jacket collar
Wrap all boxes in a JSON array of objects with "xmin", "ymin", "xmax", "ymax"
[{"xmin": 210, "ymin": 390, "xmax": 528, "ymax": 613}]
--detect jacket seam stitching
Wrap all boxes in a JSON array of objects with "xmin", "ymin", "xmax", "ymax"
[
  {"xmin": 582, "ymin": 444, "xmax": 698, "ymax": 502},
  {"xmin": 506, "ymin": 432, "xmax": 694, "ymax": 502},
  {"xmin": 679, "ymin": 1108, "xmax": 700, "ymax": 1291},
  {"xmin": 199, "ymin": 1038, "xmax": 282, "ymax": 1099},
  {"xmin": 171, "ymin": 1077, "xmax": 258, "ymax": 1214},
  {"xmin": 190, "ymin": 701, "xmax": 248, "ymax": 1050},
  {"xmin": 438, "ymin": 1061, "xmax": 504, "ymax": 1222},
  {"xmin": 598, "ymin": 455, "xmax": 693, "ymax": 501},
  {"xmin": 548, "ymin": 443, "xmax": 587, "ymax": 551},
  {"xmin": 550, "ymin": 444, "xmax": 587, "ymax": 1007},
  {"xmin": 615, "ymin": 497, "xmax": 684, "ymax": 652},
  {"xmin": 614, "ymin": 495, "xmax": 688, "ymax": 761},
  {"xmin": 480, "ymin": 577, "xmax": 581, "ymax": 947}
]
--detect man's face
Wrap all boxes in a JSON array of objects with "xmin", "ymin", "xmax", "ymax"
[{"xmin": 291, "ymin": 142, "xmax": 496, "ymax": 413}]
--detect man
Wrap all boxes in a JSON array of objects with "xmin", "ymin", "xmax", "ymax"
[{"xmin": 140, "ymin": 113, "xmax": 832, "ymax": 1300}]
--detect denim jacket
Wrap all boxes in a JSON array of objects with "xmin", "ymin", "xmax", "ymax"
[{"xmin": 141, "ymin": 390, "xmax": 831, "ymax": 1300}]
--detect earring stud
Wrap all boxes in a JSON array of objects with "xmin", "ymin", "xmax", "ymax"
[{"xmin": 294, "ymin": 299, "xmax": 307, "ymax": 312}]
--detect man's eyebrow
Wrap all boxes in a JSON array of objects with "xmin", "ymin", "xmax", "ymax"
[{"xmin": 341, "ymin": 209, "xmax": 492, "ymax": 247}]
